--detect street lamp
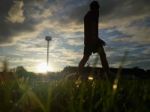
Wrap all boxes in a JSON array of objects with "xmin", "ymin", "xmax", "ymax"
[{"xmin": 45, "ymin": 36, "xmax": 52, "ymax": 72}]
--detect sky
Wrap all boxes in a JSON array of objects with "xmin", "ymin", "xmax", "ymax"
[{"xmin": 0, "ymin": 0, "xmax": 150, "ymax": 72}]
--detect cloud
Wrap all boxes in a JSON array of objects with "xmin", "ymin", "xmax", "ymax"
[
  {"xmin": 0, "ymin": 0, "xmax": 45, "ymax": 45},
  {"xmin": 7, "ymin": 0, "xmax": 25, "ymax": 23},
  {"xmin": 66, "ymin": 38, "xmax": 83, "ymax": 46},
  {"xmin": 99, "ymin": 0, "xmax": 150, "ymax": 21}
]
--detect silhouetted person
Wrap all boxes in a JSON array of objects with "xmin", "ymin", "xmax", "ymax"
[{"xmin": 78, "ymin": 1, "xmax": 109, "ymax": 75}]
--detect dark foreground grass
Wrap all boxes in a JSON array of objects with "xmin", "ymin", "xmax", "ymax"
[{"xmin": 0, "ymin": 73, "xmax": 150, "ymax": 112}]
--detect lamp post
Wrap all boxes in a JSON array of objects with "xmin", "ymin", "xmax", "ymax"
[{"xmin": 45, "ymin": 36, "xmax": 52, "ymax": 72}]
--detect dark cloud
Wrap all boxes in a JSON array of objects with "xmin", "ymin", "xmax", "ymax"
[
  {"xmin": 105, "ymin": 0, "xmax": 150, "ymax": 20},
  {"xmin": 0, "ymin": 0, "xmax": 13, "ymax": 18},
  {"xmin": 98, "ymin": 0, "xmax": 150, "ymax": 20},
  {"xmin": 0, "ymin": 0, "xmax": 16, "ymax": 43},
  {"xmin": 0, "ymin": 0, "xmax": 41, "ymax": 44},
  {"xmin": 47, "ymin": 0, "xmax": 150, "ymax": 27}
]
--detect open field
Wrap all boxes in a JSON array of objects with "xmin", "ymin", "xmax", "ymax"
[{"xmin": 0, "ymin": 69, "xmax": 150, "ymax": 112}]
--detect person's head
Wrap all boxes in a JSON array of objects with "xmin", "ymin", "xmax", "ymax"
[{"xmin": 90, "ymin": 1, "xmax": 100, "ymax": 10}]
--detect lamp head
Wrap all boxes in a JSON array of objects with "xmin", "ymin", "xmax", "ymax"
[{"xmin": 45, "ymin": 36, "xmax": 52, "ymax": 41}]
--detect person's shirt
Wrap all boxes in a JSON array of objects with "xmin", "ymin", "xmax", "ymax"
[{"xmin": 84, "ymin": 9, "xmax": 99, "ymax": 45}]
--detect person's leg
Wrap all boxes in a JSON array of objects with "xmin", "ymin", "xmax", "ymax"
[
  {"xmin": 78, "ymin": 54, "xmax": 90, "ymax": 73},
  {"xmin": 98, "ymin": 46, "xmax": 109, "ymax": 75}
]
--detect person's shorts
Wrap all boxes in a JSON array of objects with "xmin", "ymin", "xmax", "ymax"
[{"xmin": 84, "ymin": 44, "xmax": 103, "ymax": 55}]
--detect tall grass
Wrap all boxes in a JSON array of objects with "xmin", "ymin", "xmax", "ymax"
[{"xmin": 0, "ymin": 60, "xmax": 149, "ymax": 112}]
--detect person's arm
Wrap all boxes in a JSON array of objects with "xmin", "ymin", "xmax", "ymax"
[{"xmin": 99, "ymin": 38, "xmax": 106, "ymax": 46}]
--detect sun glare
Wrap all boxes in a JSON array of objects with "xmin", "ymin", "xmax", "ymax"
[{"xmin": 36, "ymin": 63, "xmax": 53, "ymax": 73}]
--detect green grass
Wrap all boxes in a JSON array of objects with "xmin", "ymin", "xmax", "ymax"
[
  {"xmin": 0, "ymin": 72, "xmax": 150, "ymax": 112},
  {"xmin": 0, "ymin": 59, "xmax": 150, "ymax": 112}
]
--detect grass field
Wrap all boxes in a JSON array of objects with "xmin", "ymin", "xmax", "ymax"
[{"xmin": 0, "ymin": 70, "xmax": 150, "ymax": 112}]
